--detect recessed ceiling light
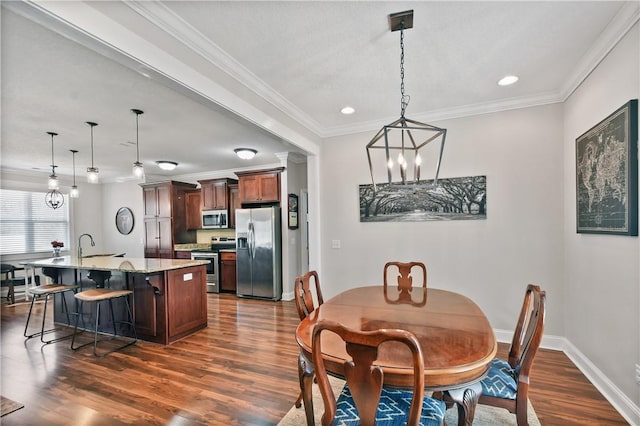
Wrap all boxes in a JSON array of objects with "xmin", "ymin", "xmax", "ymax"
[
  {"xmin": 340, "ymin": 106, "xmax": 355, "ymax": 115},
  {"xmin": 234, "ymin": 148, "xmax": 257, "ymax": 160},
  {"xmin": 156, "ymin": 160, "xmax": 178, "ymax": 171},
  {"xmin": 498, "ymin": 75, "xmax": 519, "ymax": 86}
]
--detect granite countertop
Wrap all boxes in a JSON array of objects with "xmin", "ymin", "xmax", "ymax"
[
  {"xmin": 218, "ymin": 249, "xmax": 236, "ymax": 253},
  {"xmin": 24, "ymin": 256, "xmax": 210, "ymax": 273}
]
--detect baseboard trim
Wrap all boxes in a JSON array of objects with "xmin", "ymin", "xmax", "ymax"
[
  {"xmin": 281, "ymin": 291, "xmax": 294, "ymax": 301},
  {"xmin": 494, "ymin": 328, "xmax": 640, "ymax": 425}
]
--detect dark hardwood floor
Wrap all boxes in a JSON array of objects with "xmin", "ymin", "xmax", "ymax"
[{"xmin": 0, "ymin": 293, "xmax": 629, "ymax": 425}]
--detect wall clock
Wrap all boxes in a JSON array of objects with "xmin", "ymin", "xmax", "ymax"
[{"xmin": 115, "ymin": 207, "xmax": 135, "ymax": 235}]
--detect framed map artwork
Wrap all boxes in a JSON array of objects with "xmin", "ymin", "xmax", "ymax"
[{"xmin": 576, "ymin": 99, "xmax": 638, "ymax": 235}]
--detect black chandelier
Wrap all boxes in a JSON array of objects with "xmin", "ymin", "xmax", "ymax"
[{"xmin": 366, "ymin": 10, "xmax": 447, "ymax": 193}]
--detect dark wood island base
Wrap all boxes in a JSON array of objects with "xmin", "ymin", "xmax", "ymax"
[{"xmin": 25, "ymin": 257, "xmax": 210, "ymax": 345}]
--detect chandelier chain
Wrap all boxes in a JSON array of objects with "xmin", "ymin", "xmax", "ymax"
[{"xmin": 399, "ymin": 23, "xmax": 410, "ymax": 117}]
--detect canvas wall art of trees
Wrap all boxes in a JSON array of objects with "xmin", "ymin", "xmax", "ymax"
[{"xmin": 359, "ymin": 175, "xmax": 487, "ymax": 222}]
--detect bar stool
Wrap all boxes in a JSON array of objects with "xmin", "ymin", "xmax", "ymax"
[
  {"xmin": 70, "ymin": 270, "xmax": 137, "ymax": 357},
  {"xmin": 24, "ymin": 268, "xmax": 78, "ymax": 343}
]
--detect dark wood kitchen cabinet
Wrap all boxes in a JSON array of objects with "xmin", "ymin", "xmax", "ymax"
[
  {"xmin": 141, "ymin": 181, "xmax": 197, "ymax": 258},
  {"xmin": 220, "ymin": 251, "xmax": 237, "ymax": 292},
  {"xmin": 185, "ymin": 190, "xmax": 201, "ymax": 230},
  {"xmin": 235, "ymin": 168, "xmax": 284, "ymax": 205},
  {"xmin": 228, "ymin": 183, "xmax": 239, "ymax": 228},
  {"xmin": 198, "ymin": 178, "xmax": 237, "ymax": 210}
]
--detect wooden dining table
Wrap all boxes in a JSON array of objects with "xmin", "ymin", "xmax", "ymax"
[{"xmin": 295, "ymin": 285, "xmax": 497, "ymax": 426}]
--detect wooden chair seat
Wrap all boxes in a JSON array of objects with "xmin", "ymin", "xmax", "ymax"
[{"xmin": 74, "ymin": 288, "xmax": 132, "ymax": 302}]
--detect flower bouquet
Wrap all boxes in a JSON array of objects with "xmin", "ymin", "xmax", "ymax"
[{"xmin": 51, "ymin": 240, "xmax": 64, "ymax": 257}]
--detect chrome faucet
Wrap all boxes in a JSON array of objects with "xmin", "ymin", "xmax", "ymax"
[{"xmin": 78, "ymin": 233, "xmax": 95, "ymax": 259}]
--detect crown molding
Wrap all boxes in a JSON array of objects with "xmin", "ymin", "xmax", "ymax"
[
  {"xmin": 125, "ymin": 1, "xmax": 324, "ymax": 137},
  {"xmin": 558, "ymin": 1, "xmax": 640, "ymax": 101},
  {"xmin": 322, "ymin": 91, "xmax": 562, "ymax": 138}
]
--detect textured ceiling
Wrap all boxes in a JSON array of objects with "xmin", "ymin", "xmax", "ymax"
[{"xmin": 1, "ymin": 1, "xmax": 635, "ymax": 182}]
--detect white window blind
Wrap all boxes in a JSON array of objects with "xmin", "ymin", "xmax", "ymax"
[{"xmin": 0, "ymin": 189, "xmax": 70, "ymax": 255}]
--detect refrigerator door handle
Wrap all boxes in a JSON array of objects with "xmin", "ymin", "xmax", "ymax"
[{"xmin": 248, "ymin": 221, "xmax": 255, "ymax": 259}]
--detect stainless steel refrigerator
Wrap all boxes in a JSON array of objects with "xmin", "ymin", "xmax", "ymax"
[{"xmin": 235, "ymin": 206, "xmax": 282, "ymax": 300}]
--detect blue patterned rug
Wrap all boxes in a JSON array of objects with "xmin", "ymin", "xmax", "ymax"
[{"xmin": 278, "ymin": 376, "xmax": 540, "ymax": 425}]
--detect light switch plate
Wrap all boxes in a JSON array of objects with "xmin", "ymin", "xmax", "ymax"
[{"xmin": 331, "ymin": 239, "xmax": 341, "ymax": 249}]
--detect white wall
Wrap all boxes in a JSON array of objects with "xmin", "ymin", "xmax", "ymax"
[
  {"xmin": 320, "ymin": 103, "xmax": 565, "ymax": 336},
  {"xmin": 100, "ymin": 181, "xmax": 145, "ymax": 258},
  {"xmin": 563, "ymin": 22, "xmax": 640, "ymax": 415}
]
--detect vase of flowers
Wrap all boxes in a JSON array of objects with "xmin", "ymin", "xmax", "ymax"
[{"xmin": 51, "ymin": 240, "xmax": 64, "ymax": 257}]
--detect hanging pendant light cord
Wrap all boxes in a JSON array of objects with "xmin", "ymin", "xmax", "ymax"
[
  {"xmin": 399, "ymin": 23, "xmax": 410, "ymax": 118},
  {"xmin": 73, "ymin": 153, "xmax": 76, "ymax": 184},
  {"xmin": 90, "ymin": 125, "xmax": 95, "ymax": 168},
  {"xmin": 135, "ymin": 113, "xmax": 140, "ymax": 162},
  {"xmin": 50, "ymin": 133, "xmax": 56, "ymax": 173}
]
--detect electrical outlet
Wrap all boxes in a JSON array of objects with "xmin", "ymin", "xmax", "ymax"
[{"xmin": 635, "ymin": 363, "xmax": 640, "ymax": 384}]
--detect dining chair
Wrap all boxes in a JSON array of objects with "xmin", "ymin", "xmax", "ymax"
[
  {"xmin": 312, "ymin": 319, "xmax": 446, "ymax": 426},
  {"xmin": 441, "ymin": 284, "xmax": 546, "ymax": 425},
  {"xmin": 294, "ymin": 270, "xmax": 324, "ymax": 320},
  {"xmin": 1, "ymin": 263, "xmax": 26, "ymax": 304},
  {"xmin": 294, "ymin": 271, "xmax": 324, "ymax": 411},
  {"xmin": 383, "ymin": 261, "xmax": 427, "ymax": 291}
]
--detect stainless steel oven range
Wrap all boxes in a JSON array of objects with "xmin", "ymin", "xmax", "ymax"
[{"xmin": 190, "ymin": 251, "xmax": 219, "ymax": 293}]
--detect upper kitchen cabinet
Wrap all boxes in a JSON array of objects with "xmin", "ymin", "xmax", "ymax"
[
  {"xmin": 198, "ymin": 178, "xmax": 237, "ymax": 210},
  {"xmin": 185, "ymin": 190, "xmax": 202, "ymax": 230},
  {"xmin": 140, "ymin": 181, "xmax": 198, "ymax": 258},
  {"xmin": 228, "ymin": 183, "xmax": 240, "ymax": 229},
  {"xmin": 235, "ymin": 168, "xmax": 284, "ymax": 205}
]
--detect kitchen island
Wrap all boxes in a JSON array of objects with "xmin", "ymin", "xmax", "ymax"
[{"xmin": 24, "ymin": 256, "xmax": 210, "ymax": 345}]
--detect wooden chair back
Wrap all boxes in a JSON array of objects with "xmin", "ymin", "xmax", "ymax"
[
  {"xmin": 294, "ymin": 270, "xmax": 324, "ymax": 320},
  {"xmin": 509, "ymin": 284, "xmax": 546, "ymax": 377},
  {"xmin": 383, "ymin": 261, "xmax": 427, "ymax": 291},
  {"xmin": 312, "ymin": 320, "xmax": 425, "ymax": 426},
  {"xmin": 472, "ymin": 284, "xmax": 546, "ymax": 425}
]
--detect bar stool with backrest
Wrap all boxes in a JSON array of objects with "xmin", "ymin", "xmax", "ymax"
[
  {"xmin": 24, "ymin": 267, "xmax": 79, "ymax": 343},
  {"xmin": 70, "ymin": 269, "xmax": 137, "ymax": 357},
  {"xmin": 383, "ymin": 261, "xmax": 427, "ymax": 291},
  {"xmin": 293, "ymin": 270, "xmax": 324, "ymax": 415}
]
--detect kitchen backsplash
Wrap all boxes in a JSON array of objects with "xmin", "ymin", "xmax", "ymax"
[{"xmin": 196, "ymin": 229, "xmax": 235, "ymax": 244}]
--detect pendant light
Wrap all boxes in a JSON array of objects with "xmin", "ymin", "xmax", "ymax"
[
  {"xmin": 45, "ymin": 131, "xmax": 64, "ymax": 209},
  {"xmin": 131, "ymin": 108, "xmax": 145, "ymax": 179},
  {"xmin": 70, "ymin": 149, "xmax": 79, "ymax": 198},
  {"xmin": 47, "ymin": 131, "xmax": 59, "ymax": 190},
  {"xmin": 86, "ymin": 121, "xmax": 99, "ymax": 183},
  {"xmin": 365, "ymin": 10, "xmax": 447, "ymax": 193}
]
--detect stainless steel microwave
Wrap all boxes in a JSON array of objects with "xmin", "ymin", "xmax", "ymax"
[{"xmin": 202, "ymin": 209, "xmax": 228, "ymax": 229}]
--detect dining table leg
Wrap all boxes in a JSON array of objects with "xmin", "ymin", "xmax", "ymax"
[
  {"xmin": 298, "ymin": 351, "xmax": 315, "ymax": 426},
  {"xmin": 445, "ymin": 382, "xmax": 482, "ymax": 426}
]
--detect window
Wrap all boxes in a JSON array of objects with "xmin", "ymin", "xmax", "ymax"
[{"xmin": 0, "ymin": 189, "xmax": 70, "ymax": 255}]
